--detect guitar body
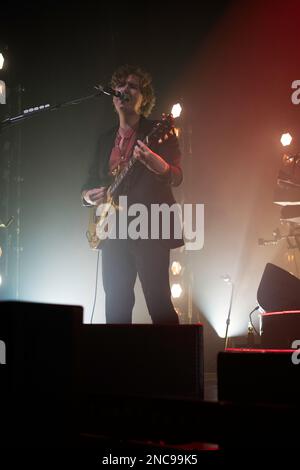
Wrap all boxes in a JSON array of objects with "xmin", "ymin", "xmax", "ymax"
[
  {"xmin": 86, "ymin": 205, "xmax": 102, "ymax": 250},
  {"xmin": 86, "ymin": 199, "xmax": 114, "ymax": 250}
]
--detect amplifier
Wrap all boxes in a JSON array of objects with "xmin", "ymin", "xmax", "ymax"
[
  {"xmin": 218, "ymin": 349, "xmax": 300, "ymax": 405},
  {"xmin": 261, "ymin": 310, "xmax": 300, "ymax": 348},
  {"xmin": 0, "ymin": 300, "xmax": 82, "ymax": 395},
  {"xmin": 77, "ymin": 324, "xmax": 204, "ymax": 399}
]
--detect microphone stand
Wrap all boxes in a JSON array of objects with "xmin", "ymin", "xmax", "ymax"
[
  {"xmin": 0, "ymin": 89, "xmax": 105, "ymax": 133},
  {"xmin": 222, "ymin": 275, "xmax": 234, "ymax": 349},
  {"xmin": 0, "ymin": 216, "xmax": 14, "ymax": 228}
]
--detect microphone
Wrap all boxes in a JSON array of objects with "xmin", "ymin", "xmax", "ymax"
[{"xmin": 95, "ymin": 85, "xmax": 129, "ymax": 102}]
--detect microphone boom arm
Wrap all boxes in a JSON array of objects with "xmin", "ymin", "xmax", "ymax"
[{"xmin": 0, "ymin": 90, "xmax": 105, "ymax": 133}]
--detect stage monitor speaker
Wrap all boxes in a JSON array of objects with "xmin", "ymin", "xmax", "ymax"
[
  {"xmin": 218, "ymin": 349, "xmax": 300, "ymax": 405},
  {"xmin": 257, "ymin": 262, "xmax": 300, "ymax": 312},
  {"xmin": 0, "ymin": 301, "xmax": 83, "ymax": 396},
  {"xmin": 0, "ymin": 301, "xmax": 83, "ymax": 447},
  {"xmin": 261, "ymin": 310, "xmax": 300, "ymax": 348},
  {"xmin": 77, "ymin": 324, "xmax": 204, "ymax": 400}
]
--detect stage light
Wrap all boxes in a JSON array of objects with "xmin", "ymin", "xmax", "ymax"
[
  {"xmin": 0, "ymin": 274, "xmax": 2, "ymax": 286},
  {"xmin": 0, "ymin": 53, "xmax": 4, "ymax": 70},
  {"xmin": 280, "ymin": 133, "xmax": 292, "ymax": 147},
  {"xmin": 171, "ymin": 261, "xmax": 182, "ymax": 275},
  {"xmin": 171, "ymin": 283, "xmax": 183, "ymax": 298},
  {"xmin": 171, "ymin": 103, "xmax": 182, "ymax": 118}
]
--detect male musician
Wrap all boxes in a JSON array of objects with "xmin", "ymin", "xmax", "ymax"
[{"xmin": 82, "ymin": 65, "xmax": 183, "ymax": 324}]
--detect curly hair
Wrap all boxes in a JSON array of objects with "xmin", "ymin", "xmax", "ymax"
[{"xmin": 110, "ymin": 64, "xmax": 156, "ymax": 117}]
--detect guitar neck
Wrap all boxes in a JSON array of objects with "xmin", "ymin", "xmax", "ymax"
[{"xmin": 109, "ymin": 154, "xmax": 138, "ymax": 196}]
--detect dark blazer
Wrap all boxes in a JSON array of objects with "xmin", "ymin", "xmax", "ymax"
[{"xmin": 82, "ymin": 116, "xmax": 184, "ymax": 248}]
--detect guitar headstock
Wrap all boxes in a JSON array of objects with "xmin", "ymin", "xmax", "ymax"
[
  {"xmin": 145, "ymin": 113, "xmax": 176, "ymax": 146},
  {"xmin": 161, "ymin": 112, "xmax": 175, "ymax": 128}
]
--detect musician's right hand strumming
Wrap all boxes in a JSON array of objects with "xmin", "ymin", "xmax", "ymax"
[{"xmin": 83, "ymin": 187, "xmax": 107, "ymax": 205}]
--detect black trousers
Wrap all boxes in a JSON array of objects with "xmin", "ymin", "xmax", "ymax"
[{"xmin": 102, "ymin": 238, "xmax": 179, "ymax": 324}]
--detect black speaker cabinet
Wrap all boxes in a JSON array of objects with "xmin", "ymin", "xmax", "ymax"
[
  {"xmin": 218, "ymin": 349, "xmax": 300, "ymax": 405},
  {"xmin": 78, "ymin": 324, "xmax": 204, "ymax": 400},
  {"xmin": 0, "ymin": 301, "xmax": 83, "ymax": 396},
  {"xmin": 0, "ymin": 301, "xmax": 83, "ymax": 446},
  {"xmin": 261, "ymin": 310, "xmax": 300, "ymax": 348}
]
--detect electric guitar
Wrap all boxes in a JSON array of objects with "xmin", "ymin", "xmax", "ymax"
[{"xmin": 86, "ymin": 114, "xmax": 175, "ymax": 250}]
